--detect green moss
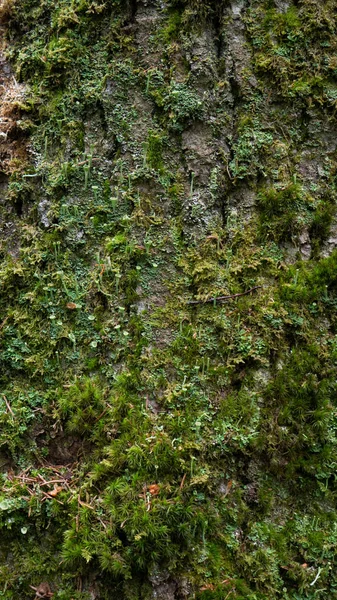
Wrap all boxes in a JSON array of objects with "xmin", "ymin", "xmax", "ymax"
[
  {"xmin": 1, "ymin": 0, "xmax": 337, "ymax": 598},
  {"xmin": 309, "ymin": 202, "xmax": 335, "ymax": 256},
  {"xmin": 257, "ymin": 183, "xmax": 313, "ymax": 242},
  {"xmin": 146, "ymin": 131, "xmax": 164, "ymax": 171},
  {"xmin": 157, "ymin": 9, "xmax": 182, "ymax": 44},
  {"xmin": 57, "ymin": 377, "xmax": 107, "ymax": 436}
]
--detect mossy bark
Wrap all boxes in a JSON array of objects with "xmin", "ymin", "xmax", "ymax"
[{"xmin": 0, "ymin": 1, "xmax": 337, "ymax": 598}]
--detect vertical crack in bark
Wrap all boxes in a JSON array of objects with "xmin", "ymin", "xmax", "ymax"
[
  {"xmin": 0, "ymin": 8, "xmax": 28, "ymax": 253},
  {"xmin": 0, "ymin": 14, "xmax": 27, "ymax": 177},
  {"xmin": 126, "ymin": 0, "xmax": 138, "ymax": 24}
]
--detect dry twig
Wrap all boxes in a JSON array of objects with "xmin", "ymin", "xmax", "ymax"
[
  {"xmin": 186, "ymin": 286, "xmax": 261, "ymax": 306},
  {"xmin": 3, "ymin": 395, "xmax": 14, "ymax": 416}
]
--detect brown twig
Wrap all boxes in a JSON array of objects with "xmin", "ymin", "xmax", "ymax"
[
  {"xmin": 37, "ymin": 474, "xmax": 48, "ymax": 484},
  {"xmin": 3, "ymin": 395, "xmax": 14, "ymax": 416},
  {"xmin": 0, "ymin": 316, "xmax": 9, "ymax": 332},
  {"xmin": 186, "ymin": 286, "xmax": 262, "ymax": 306},
  {"xmin": 78, "ymin": 496, "xmax": 94, "ymax": 510},
  {"xmin": 39, "ymin": 479, "xmax": 66, "ymax": 487},
  {"xmin": 40, "ymin": 491, "xmax": 64, "ymax": 505},
  {"xmin": 179, "ymin": 473, "xmax": 186, "ymax": 490},
  {"xmin": 39, "ymin": 462, "xmax": 74, "ymax": 474},
  {"xmin": 226, "ymin": 164, "xmax": 233, "ymax": 181},
  {"xmin": 94, "ymin": 407, "xmax": 109, "ymax": 423},
  {"xmin": 97, "ymin": 517, "xmax": 107, "ymax": 530}
]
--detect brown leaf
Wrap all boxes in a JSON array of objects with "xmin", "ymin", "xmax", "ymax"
[
  {"xmin": 66, "ymin": 302, "xmax": 77, "ymax": 310},
  {"xmin": 48, "ymin": 486, "xmax": 63, "ymax": 497},
  {"xmin": 200, "ymin": 584, "xmax": 215, "ymax": 591},
  {"xmin": 148, "ymin": 484, "xmax": 160, "ymax": 496},
  {"xmin": 301, "ymin": 563, "xmax": 308, "ymax": 569},
  {"xmin": 30, "ymin": 582, "xmax": 54, "ymax": 598},
  {"xmin": 224, "ymin": 480, "xmax": 233, "ymax": 496}
]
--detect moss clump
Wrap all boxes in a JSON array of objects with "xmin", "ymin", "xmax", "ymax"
[
  {"xmin": 146, "ymin": 131, "xmax": 164, "ymax": 172},
  {"xmin": 257, "ymin": 183, "xmax": 313, "ymax": 242}
]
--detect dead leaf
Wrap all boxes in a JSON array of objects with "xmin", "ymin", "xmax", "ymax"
[
  {"xmin": 200, "ymin": 584, "xmax": 215, "ymax": 591},
  {"xmin": 30, "ymin": 582, "xmax": 54, "ymax": 598},
  {"xmin": 148, "ymin": 484, "xmax": 160, "ymax": 496},
  {"xmin": 224, "ymin": 480, "xmax": 233, "ymax": 496},
  {"xmin": 48, "ymin": 486, "xmax": 63, "ymax": 497},
  {"xmin": 66, "ymin": 302, "xmax": 77, "ymax": 310}
]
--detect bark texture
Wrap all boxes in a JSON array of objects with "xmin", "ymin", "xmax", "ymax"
[{"xmin": 0, "ymin": 1, "xmax": 337, "ymax": 598}]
